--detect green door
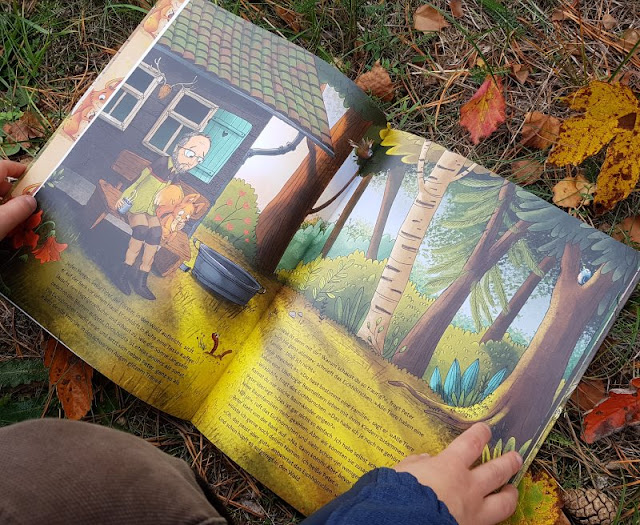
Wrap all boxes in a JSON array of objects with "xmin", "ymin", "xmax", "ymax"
[{"xmin": 191, "ymin": 109, "xmax": 252, "ymax": 184}]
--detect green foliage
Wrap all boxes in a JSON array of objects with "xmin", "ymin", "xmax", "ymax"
[
  {"xmin": 482, "ymin": 437, "xmax": 532, "ymax": 463},
  {"xmin": 278, "ymin": 251, "xmax": 385, "ymax": 330},
  {"xmin": 0, "ymin": 394, "xmax": 46, "ymax": 424},
  {"xmin": 0, "ymin": 359, "xmax": 47, "ymax": 388},
  {"xmin": 202, "ymin": 178, "xmax": 258, "ymax": 261},
  {"xmin": 383, "ymin": 284, "xmax": 433, "ymax": 359},
  {"xmin": 483, "ymin": 339, "xmax": 523, "ymax": 375}
]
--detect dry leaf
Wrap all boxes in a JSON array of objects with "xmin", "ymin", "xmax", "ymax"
[
  {"xmin": 622, "ymin": 28, "xmax": 640, "ymax": 53},
  {"xmin": 44, "ymin": 337, "xmax": 93, "ymax": 420},
  {"xmin": 510, "ymin": 64, "xmax": 531, "ymax": 84},
  {"xmin": 552, "ymin": 174, "xmax": 594, "ymax": 208},
  {"xmin": 570, "ymin": 378, "xmax": 606, "ymax": 412},
  {"xmin": 459, "ymin": 76, "xmax": 506, "ymax": 144},
  {"xmin": 2, "ymin": 111, "xmax": 45, "ymax": 149},
  {"xmin": 548, "ymin": 81, "xmax": 640, "ymax": 213},
  {"xmin": 414, "ymin": 5, "xmax": 450, "ymax": 32},
  {"xmin": 274, "ymin": 5, "xmax": 304, "ymax": 33},
  {"xmin": 449, "ymin": 0, "xmax": 464, "ymax": 18},
  {"xmin": 551, "ymin": 9, "xmax": 569, "ymax": 22},
  {"xmin": 521, "ymin": 112, "xmax": 561, "ymax": 150},
  {"xmin": 355, "ymin": 61, "xmax": 395, "ymax": 102},
  {"xmin": 502, "ymin": 471, "xmax": 564, "ymax": 525},
  {"xmin": 511, "ymin": 159, "xmax": 544, "ymax": 186},
  {"xmin": 601, "ymin": 14, "xmax": 617, "ymax": 30},
  {"xmin": 612, "ymin": 215, "xmax": 640, "ymax": 244}
]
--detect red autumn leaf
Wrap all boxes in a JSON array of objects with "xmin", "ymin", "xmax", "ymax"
[
  {"xmin": 582, "ymin": 377, "xmax": 640, "ymax": 443},
  {"xmin": 43, "ymin": 338, "xmax": 93, "ymax": 420},
  {"xmin": 8, "ymin": 210, "xmax": 42, "ymax": 249},
  {"xmin": 33, "ymin": 236, "xmax": 68, "ymax": 263},
  {"xmin": 459, "ymin": 76, "xmax": 506, "ymax": 144}
]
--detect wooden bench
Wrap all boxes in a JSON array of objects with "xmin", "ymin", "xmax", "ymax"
[{"xmin": 85, "ymin": 150, "xmax": 210, "ymax": 276}]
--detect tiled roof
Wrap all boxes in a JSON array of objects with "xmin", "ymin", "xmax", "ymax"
[{"xmin": 159, "ymin": 0, "xmax": 333, "ymax": 153}]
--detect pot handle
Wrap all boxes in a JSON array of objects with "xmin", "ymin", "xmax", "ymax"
[{"xmin": 192, "ymin": 238, "xmax": 201, "ymax": 250}]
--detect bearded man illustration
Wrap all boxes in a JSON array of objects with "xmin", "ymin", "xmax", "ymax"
[{"xmin": 114, "ymin": 132, "xmax": 211, "ymax": 300}]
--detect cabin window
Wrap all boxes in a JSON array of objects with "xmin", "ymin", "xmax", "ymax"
[
  {"xmin": 99, "ymin": 62, "xmax": 161, "ymax": 130},
  {"xmin": 189, "ymin": 109, "xmax": 252, "ymax": 184},
  {"xmin": 143, "ymin": 89, "xmax": 218, "ymax": 156}
]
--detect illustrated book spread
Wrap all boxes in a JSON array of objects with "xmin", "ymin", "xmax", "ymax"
[{"xmin": 3, "ymin": 0, "xmax": 640, "ymax": 516}]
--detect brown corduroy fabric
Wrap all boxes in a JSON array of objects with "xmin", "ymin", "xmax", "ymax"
[{"xmin": 0, "ymin": 419, "xmax": 231, "ymax": 525}]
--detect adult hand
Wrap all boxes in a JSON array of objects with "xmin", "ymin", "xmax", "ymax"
[
  {"xmin": 0, "ymin": 161, "xmax": 37, "ymax": 241},
  {"xmin": 394, "ymin": 423, "xmax": 521, "ymax": 525}
]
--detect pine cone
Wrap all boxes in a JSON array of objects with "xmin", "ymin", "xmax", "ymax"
[{"xmin": 563, "ymin": 488, "xmax": 617, "ymax": 525}]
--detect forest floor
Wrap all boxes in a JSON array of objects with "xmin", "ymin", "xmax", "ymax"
[{"xmin": 1, "ymin": 0, "xmax": 640, "ymax": 523}]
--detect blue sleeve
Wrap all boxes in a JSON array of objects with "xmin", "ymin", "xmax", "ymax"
[{"xmin": 301, "ymin": 467, "xmax": 458, "ymax": 525}]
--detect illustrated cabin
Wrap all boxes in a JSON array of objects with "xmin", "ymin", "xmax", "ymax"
[{"xmin": 56, "ymin": 0, "xmax": 334, "ymax": 275}]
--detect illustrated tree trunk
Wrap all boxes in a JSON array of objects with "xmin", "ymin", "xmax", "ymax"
[
  {"xmin": 321, "ymin": 174, "xmax": 372, "ymax": 257},
  {"xmin": 356, "ymin": 147, "xmax": 475, "ymax": 353},
  {"xmin": 255, "ymin": 107, "xmax": 371, "ymax": 273},
  {"xmin": 393, "ymin": 182, "xmax": 528, "ymax": 378},
  {"xmin": 366, "ymin": 165, "xmax": 404, "ymax": 260},
  {"xmin": 486, "ymin": 243, "xmax": 612, "ymax": 445},
  {"xmin": 480, "ymin": 255, "xmax": 556, "ymax": 344}
]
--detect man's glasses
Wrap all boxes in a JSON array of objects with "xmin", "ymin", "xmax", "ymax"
[{"xmin": 181, "ymin": 148, "xmax": 205, "ymax": 163}]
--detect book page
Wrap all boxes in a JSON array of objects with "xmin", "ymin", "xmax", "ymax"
[
  {"xmin": 0, "ymin": 0, "xmax": 384, "ymax": 419},
  {"xmin": 192, "ymin": 129, "xmax": 640, "ymax": 515}
]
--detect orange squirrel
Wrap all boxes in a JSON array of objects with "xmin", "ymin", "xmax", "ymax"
[
  {"xmin": 61, "ymin": 78, "xmax": 123, "ymax": 140},
  {"xmin": 143, "ymin": 0, "xmax": 181, "ymax": 37},
  {"xmin": 155, "ymin": 185, "xmax": 205, "ymax": 242}
]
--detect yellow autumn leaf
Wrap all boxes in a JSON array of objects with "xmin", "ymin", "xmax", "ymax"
[
  {"xmin": 548, "ymin": 80, "xmax": 640, "ymax": 212},
  {"xmin": 501, "ymin": 471, "xmax": 564, "ymax": 525}
]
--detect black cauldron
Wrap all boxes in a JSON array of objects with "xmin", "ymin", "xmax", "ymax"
[{"xmin": 191, "ymin": 239, "xmax": 265, "ymax": 306}]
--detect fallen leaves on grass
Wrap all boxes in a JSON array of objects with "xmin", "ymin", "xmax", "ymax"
[
  {"xmin": 511, "ymin": 159, "xmax": 544, "ymax": 186},
  {"xmin": 355, "ymin": 61, "xmax": 395, "ymax": 102},
  {"xmin": 612, "ymin": 215, "xmax": 640, "ymax": 244},
  {"xmin": 449, "ymin": 0, "xmax": 464, "ymax": 18},
  {"xmin": 414, "ymin": 5, "xmax": 449, "ymax": 32},
  {"xmin": 601, "ymin": 14, "xmax": 617, "ymax": 30},
  {"xmin": 2, "ymin": 111, "xmax": 45, "ymax": 149},
  {"xmin": 502, "ymin": 471, "xmax": 564, "ymax": 525},
  {"xmin": 622, "ymin": 28, "xmax": 640, "ymax": 53},
  {"xmin": 459, "ymin": 76, "xmax": 506, "ymax": 144},
  {"xmin": 521, "ymin": 112, "xmax": 561, "ymax": 150},
  {"xmin": 551, "ymin": 9, "xmax": 569, "ymax": 22},
  {"xmin": 548, "ymin": 81, "xmax": 640, "ymax": 213},
  {"xmin": 552, "ymin": 174, "xmax": 594, "ymax": 208},
  {"xmin": 274, "ymin": 5, "xmax": 304, "ymax": 33},
  {"xmin": 582, "ymin": 377, "xmax": 640, "ymax": 444},
  {"xmin": 570, "ymin": 379, "xmax": 606, "ymax": 412},
  {"xmin": 510, "ymin": 64, "xmax": 531, "ymax": 84},
  {"xmin": 43, "ymin": 337, "xmax": 93, "ymax": 420}
]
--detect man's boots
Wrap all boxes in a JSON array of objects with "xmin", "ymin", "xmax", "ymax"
[
  {"xmin": 133, "ymin": 269, "xmax": 156, "ymax": 301},
  {"xmin": 114, "ymin": 263, "xmax": 134, "ymax": 295}
]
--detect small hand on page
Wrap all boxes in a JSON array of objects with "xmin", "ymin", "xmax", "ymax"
[
  {"xmin": 0, "ymin": 161, "xmax": 37, "ymax": 241},
  {"xmin": 394, "ymin": 422, "xmax": 522, "ymax": 525}
]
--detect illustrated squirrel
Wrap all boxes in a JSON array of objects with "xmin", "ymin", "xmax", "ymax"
[
  {"xmin": 154, "ymin": 185, "xmax": 205, "ymax": 242},
  {"xmin": 61, "ymin": 78, "xmax": 123, "ymax": 140},
  {"xmin": 143, "ymin": 0, "xmax": 181, "ymax": 37}
]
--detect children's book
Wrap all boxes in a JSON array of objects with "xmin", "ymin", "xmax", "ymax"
[{"xmin": 3, "ymin": 0, "xmax": 640, "ymax": 516}]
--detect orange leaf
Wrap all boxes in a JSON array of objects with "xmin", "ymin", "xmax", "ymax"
[
  {"xmin": 521, "ymin": 112, "xmax": 561, "ymax": 150},
  {"xmin": 510, "ymin": 63, "xmax": 531, "ymax": 85},
  {"xmin": 449, "ymin": 0, "xmax": 464, "ymax": 18},
  {"xmin": 582, "ymin": 378, "xmax": 640, "ymax": 443},
  {"xmin": 2, "ymin": 111, "xmax": 45, "ymax": 149},
  {"xmin": 414, "ymin": 5, "xmax": 450, "ymax": 32},
  {"xmin": 355, "ymin": 61, "xmax": 395, "ymax": 102},
  {"xmin": 459, "ymin": 76, "xmax": 506, "ymax": 144},
  {"xmin": 274, "ymin": 5, "xmax": 304, "ymax": 33},
  {"xmin": 44, "ymin": 337, "xmax": 93, "ymax": 420},
  {"xmin": 612, "ymin": 215, "xmax": 640, "ymax": 244},
  {"xmin": 552, "ymin": 174, "xmax": 594, "ymax": 209},
  {"xmin": 511, "ymin": 159, "xmax": 544, "ymax": 186},
  {"xmin": 570, "ymin": 378, "xmax": 606, "ymax": 412}
]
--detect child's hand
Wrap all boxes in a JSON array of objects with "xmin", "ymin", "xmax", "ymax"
[
  {"xmin": 394, "ymin": 422, "xmax": 522, "ymax": 525},
  {"xmin": 0, "ymin": 161, "xmax": 37, "ymax": 241}
]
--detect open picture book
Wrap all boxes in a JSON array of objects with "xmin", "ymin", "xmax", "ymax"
[{"xmin": 3, "ymin": 0, "xmax": 640, "ymax": 516}]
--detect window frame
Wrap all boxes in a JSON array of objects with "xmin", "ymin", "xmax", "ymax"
[
  {"xmin": 142, "ymin": 88, "xmax": 218, "ymax": 156},
  {"xmin": 99, "ymin": 61, "xmax": 162, "ymax": 131}
]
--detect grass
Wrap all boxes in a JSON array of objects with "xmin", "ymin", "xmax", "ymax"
[{"xmin": 1, "ymin": 0, "xmax": 640, "ymax": 522}]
